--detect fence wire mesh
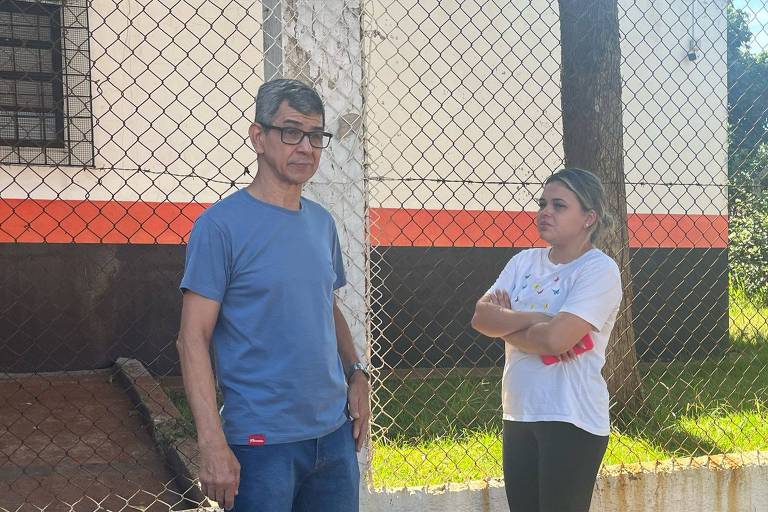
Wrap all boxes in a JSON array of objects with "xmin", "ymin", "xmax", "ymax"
[{"xmin": 0, "ymin": 0, "xmax": 766, "ymax": 509}]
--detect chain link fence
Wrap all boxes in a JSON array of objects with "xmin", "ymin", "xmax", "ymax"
[
  {"xmin": 365, "ymin": 0, "xmax": 768, "ymax": 488},
  {"xmin": 0, "ymin": 0, "xmax": 767, "ymax": 509}
]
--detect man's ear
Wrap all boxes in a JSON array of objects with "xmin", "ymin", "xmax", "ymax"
[{"xmin": 249, "ymin": 122, "xmax": 265, "ymax": 154}]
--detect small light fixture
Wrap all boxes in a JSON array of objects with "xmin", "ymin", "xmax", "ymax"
[{"xmin": 687, "ymin": 39, "xmax": 698, "ymax": 62}]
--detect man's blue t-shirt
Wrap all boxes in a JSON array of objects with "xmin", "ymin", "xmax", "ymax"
[{"xmin": 180, "ymin": 189, "xmax": 348, "ymax": 445}]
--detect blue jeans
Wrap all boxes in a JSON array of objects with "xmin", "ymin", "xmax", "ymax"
[{"xmin": 230, "ymin": 421, "xmax": 359, "ymax": 512}]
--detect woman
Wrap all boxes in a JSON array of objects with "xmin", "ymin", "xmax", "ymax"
[{"xmin": 471, "ymin": 168, "xmax": 623, "ymax": 512}]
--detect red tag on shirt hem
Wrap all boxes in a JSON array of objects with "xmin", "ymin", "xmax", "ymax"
[{"xmin": 248, "ymin": 434, "xmax": 266, "ymax": 446}]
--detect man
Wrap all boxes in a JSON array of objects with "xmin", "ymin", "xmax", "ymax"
[{"xmin": 177, "ymin": 78, "xmax": 370, "ymax": 512}]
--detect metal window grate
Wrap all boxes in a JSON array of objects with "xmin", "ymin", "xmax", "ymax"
[{"xmin": 0, "ymin": 0, "xmax": 92, "ymax": 165}]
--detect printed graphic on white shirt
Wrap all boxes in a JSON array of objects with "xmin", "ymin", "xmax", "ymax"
[{"xmin": 487, "ymin": 247, "xmax": 622, "ymax": 436}]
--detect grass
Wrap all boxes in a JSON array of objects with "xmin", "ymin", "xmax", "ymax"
[
  {"xmin": 729, "ymin": 285, "xmax": 768, "ymax": 343},
  {"xmin": 368, "ymin": 286, "xmax": 768, "ymax": 487},
  {"xmin": 165, "ymin": 287, "xmax": 768, "ymax": 489}
]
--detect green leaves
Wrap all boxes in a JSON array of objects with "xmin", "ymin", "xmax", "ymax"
[{"xmin": 730, "ymin": 193, "xmax": 768, "ymax": 304}]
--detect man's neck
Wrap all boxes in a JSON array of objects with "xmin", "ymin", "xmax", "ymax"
[{"xmin": 245, "ymin": 173, "xmax": 302, "ymax": 211}]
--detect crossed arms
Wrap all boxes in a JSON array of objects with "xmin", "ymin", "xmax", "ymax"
[{"xmin": 471, "ymin": 289, "xmax": 594, "ymax": 356}]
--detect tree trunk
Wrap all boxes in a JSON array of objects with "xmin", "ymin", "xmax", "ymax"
[{"xmin": 558, "ymin": 0, "xmax": 644, "ymax": 418}]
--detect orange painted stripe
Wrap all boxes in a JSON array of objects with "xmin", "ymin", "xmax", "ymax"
[
  {"xmin": 627, "ymin": 213, "xmax": 728, "ymax": 249},
  {"xmin": 0, "ymin": 198, "xmax": 208, "ymax": 244},
  {"xmin": 370, "ymin": 208, "xmax": 545, "ymax": 248},
  {"xmin": 0, "ymin": 199, "xmax": 727, "ymax": 248},
  {"xmin": 370, "ymin": 208, "xmax": 728, "ymax": 249}
]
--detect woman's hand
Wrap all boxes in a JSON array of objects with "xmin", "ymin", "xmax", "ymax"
[
  {"xmin": 557, "ymin": 339, "xmax": 588, "ymax": 363},
  {"xmin": 488, "ymin": 289, "xmax": 513, "ymax": 309}
]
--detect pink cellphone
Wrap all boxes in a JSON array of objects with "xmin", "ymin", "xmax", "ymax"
[{"xmin": 541, "ymin": 333, "xmax": 594, "ymax": 365}]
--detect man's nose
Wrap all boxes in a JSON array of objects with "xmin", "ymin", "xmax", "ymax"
[{"xmin": 296, "ymin": 135, "xmax": 313, "ymax": 151}]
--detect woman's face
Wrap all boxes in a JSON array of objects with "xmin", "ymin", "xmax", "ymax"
[{"xmin": 536, "ymin": 181, "xmax": 595, "ymax": 246}]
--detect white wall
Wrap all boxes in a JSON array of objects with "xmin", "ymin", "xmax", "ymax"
[
  {"xmin": 621, "ymin": 0, "xmax": 728, "ymax": 216},
  {"xmin": 0, "ymin": 0, "xmax": 728, "ymax": 217},
  {"xmin": 363, "ymin": 0, "xmax": 564, "ymax": 213},
  {"xmin": 1, "ymin": 0, "xmax": 264, "ymax": 204},
  {"xmin": 363, "ymin": 0, "xmax": 728, "ymax": 216}
]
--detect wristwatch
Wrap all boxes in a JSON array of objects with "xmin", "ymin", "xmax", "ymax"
[{"xmin": 347, "ymin": 361, "xmax": 371, "ymax": 381}]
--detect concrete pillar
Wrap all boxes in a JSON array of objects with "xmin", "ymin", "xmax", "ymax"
[
  {"xmin": 261, "ymin": 0, "xmax": 370, "ymax": 481},
  {"xmin": 261, "ymin": 0, "xmax": 367, "ymax": 362}
]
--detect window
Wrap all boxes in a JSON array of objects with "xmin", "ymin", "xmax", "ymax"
[
  {"xmin": 0, "ymin": 0, "xmax": 92, "ymax": 165},
  {"xmin": 0, "ymin": 0, "xmax": 64, "ymax": 148}
]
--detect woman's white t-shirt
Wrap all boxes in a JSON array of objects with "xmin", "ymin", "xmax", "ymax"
[{"xmin": 489, "ymin": 247, "xmax": 623, "ymax": 436}]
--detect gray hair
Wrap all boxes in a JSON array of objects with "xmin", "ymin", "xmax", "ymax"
[
  {"xmin": 255, "ymin": 79, "xmax": 325, "ymax": 126},
  {"xmin": 544, "ymin": 167, "xmax": 616, "ymax": 244}
]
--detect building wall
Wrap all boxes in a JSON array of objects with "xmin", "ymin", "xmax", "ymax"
[
  {"xmin": 363, "ymin": 0, "xmax": 729, "ymax": 365},
  {"xmin": 0, "ymin": 0, "xmax": 730, "ymax": 372},
  {"xmin": 0, "ymin": 0, "xmax": 728, "ymax": 218},
  {"xmin": 0, "ymin": 0, "xmax": 370, "ymax": 373},
  {"xmin": 1, "ymin": 0, "xmax": 263, "ymax": 204},
  {"xmin": 364, "ymin": 0, "xmax": 727, "ymax": 215}
]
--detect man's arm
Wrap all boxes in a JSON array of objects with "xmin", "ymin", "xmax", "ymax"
[
  {"xmin": 177, "ymin": 291, "xmax": 240, "ymax": 510},
  {"xmin": 333, "ymin": 296, "xmax": 370, "ymax": 452}
]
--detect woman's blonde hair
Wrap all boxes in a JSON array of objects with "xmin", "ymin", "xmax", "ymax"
[{"xmin": 544, "ymin": 168, "xmax": 616, "ymax": 244}]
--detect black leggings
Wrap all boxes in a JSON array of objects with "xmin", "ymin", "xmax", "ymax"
[{"xmin": 503, "ymin": 420, "xmax": 608, "ymax": 512}]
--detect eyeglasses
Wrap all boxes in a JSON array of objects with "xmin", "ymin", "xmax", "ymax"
[{"xmin": 260, "ymin": 123, "xmax": 333, "ymax": 148}]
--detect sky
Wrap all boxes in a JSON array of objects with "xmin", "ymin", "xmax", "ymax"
[{"xmin": 734, "ymin": 0, "xmax": 768, "ymax": 51}]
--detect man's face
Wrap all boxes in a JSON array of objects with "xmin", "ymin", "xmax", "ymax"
[{"xmin": 250, "ymin": 101, "xmax": 324, "ymax": 186}]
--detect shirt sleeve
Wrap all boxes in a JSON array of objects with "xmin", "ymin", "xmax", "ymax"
[
  {"xmin": 179, "ymin": 214, "xmax": 232, "ymax": 303},
  {"xmin": 331, "ymin": 220, "xmax": 347, "ymax": 290},
  {"xmin": 559, "ymin": 255, "xmax": 623, "ymax": 331},
  {"xmin": 488, "ymin": 251, "xmax": 522, "ymax": 295}
]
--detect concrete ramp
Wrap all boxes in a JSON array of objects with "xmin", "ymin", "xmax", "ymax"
[{"xmin": 0, "ymin": 370, "xmax": 188, "ymax": 511}]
